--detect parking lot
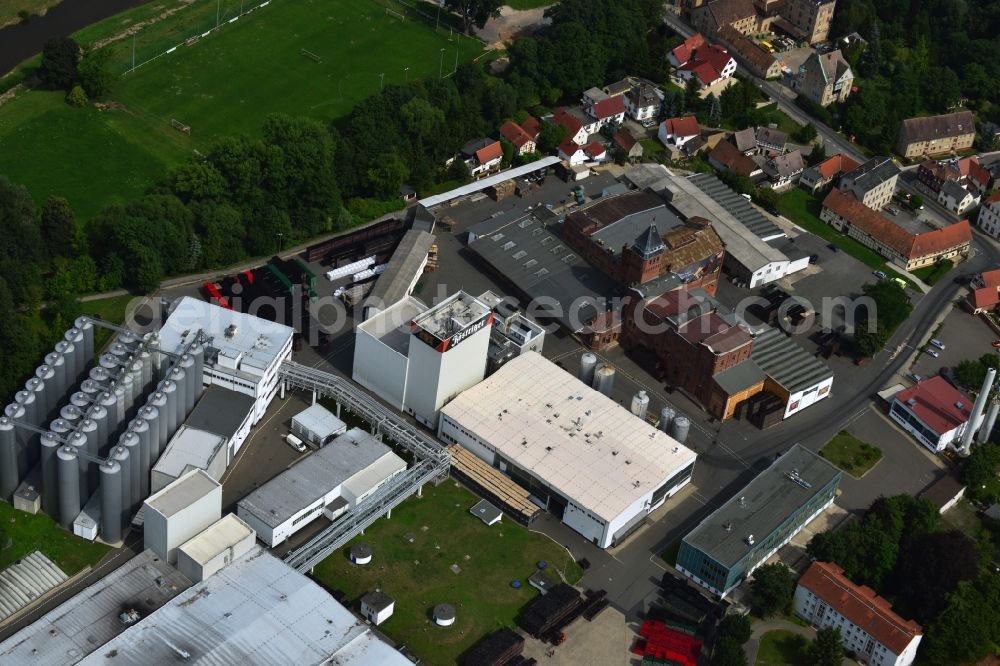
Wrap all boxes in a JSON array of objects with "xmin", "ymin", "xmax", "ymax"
[{"xmin": 908, "ymin": 306, "xmax": 1000, "ymax": 380}]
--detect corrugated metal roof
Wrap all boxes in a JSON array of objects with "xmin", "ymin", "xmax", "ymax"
[
  {"xmin": 291, "ymin": 404, "xmax": 347, "ymax": 441},
  {"xmin": 365, "ymin": 229, "xmax": 436, "ymax": 309},
  {"xmin": 751, "ymin": 327, "xmax": 833, "ymax": 393},
  {"xmin": 418, "ymin": 156, "xmax": 560, "ymax": 208},
  {"xmin": 178, "ymin": 514, "xmax": 255, "ymax": 567}
]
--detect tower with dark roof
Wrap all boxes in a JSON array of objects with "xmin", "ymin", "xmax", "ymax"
[{"xmin": 633, "ymin": 224, "xmax": 666, "ymax": 259}]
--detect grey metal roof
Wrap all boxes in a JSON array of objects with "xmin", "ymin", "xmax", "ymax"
[
  {"xmin": 682, "ymin": 444, "xmax": 842, "ymax": 568},
  {"xmin": 687, "ymin": 173, "xmax": 785, "ymax": 241},
  {"xmin": 237, "ymin": 428, "xmax": 402, "ymax": 529},
  {"xmin": 470, "ymin": 499, "xmax": 503, "ymax": 525},
  {"xmin": 751, "ymin": 327, "xmax": 833, "ymax": 393},
  {"xmin": 361, "ymin": 590, "xmax": 395, "ymax": 612},
  {"xmin": 357, "ymin": 296, "xmax": 427, "ymax": 355},
  {"xmin": 146, "ymin": 469, "xmax": 220, "ymax": 518},
  {"xmin": 843, "ymin": 156, "xmax": 900, "ymax": 193},
  {"xmin": 365, "ymin": 229, "xmax": 436, "ymax": 309},
  {"xmin": 587, "ymin": 202, "xmax": 683, "ymax": 257},
  {"xmin": 184, "ymin": 386, "xmax": 255, "ymax": 440},
  {"xmin": 468, "ymin": 213, "xmax": 621, "ymax": 331},
  {"xmin": 939, "ymin": 179, "xmax": 971, "ymax": 201},
  {"xmin": 292, "ymin": 404, "xmax": 347, "ymax": 441},
  {"xmin": 0, "ymin": 549, "xmax": 191, "ymax": 665},
  {"xmin": 418, "ymin": 156, "xmax": 561, "ymax": 208},
  {"xmin": 713, "ymin": 360, "xmax": 767, "ymax": 394},
  {"xmin": 77, "ymin": 548, "xmax": 411, "ymax": 665}
]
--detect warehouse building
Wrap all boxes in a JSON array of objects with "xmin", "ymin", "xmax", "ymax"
[
  {"xmin": 291, "ymin": 403, "xmax": 347, "ymax": 447},
  {"xmin": 676, "ymin": 444, "xmax": 841, "ymax": 597},
  {"xmin": 176, "ymin": 513, "xmax": 256, "ymax": 583},
  {"xmin": 144, "ymin": 469, "xmax": 222, "ymax": 564},
  {"xmin": 362, "ymin": 228, "xmax": 437, "ymax": 320},
  {"xmin": 889, "ymin": 376, "xmax": 971, "ymax": 452},
  {"xmin": 353, "ymin": 291, "xmax": 493, "ymax": 428},
  {"xmin": 160, "ymin": 296, "xmax": 294, "ymax": 424},
  {"xmin": 237, "ymin": 428, "xmax": 407, "ymax": 546},
  {"xmin": 438, "ymin": 352, "xmax": 697, "ymax": 548},
  {"xmin": 476, "ymin": 290, "xmax": 546, "ymax": 374}
]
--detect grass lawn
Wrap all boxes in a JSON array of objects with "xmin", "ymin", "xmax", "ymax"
[
  {"xmin": 912, "ymin": 259, "xmax": 954, "ymax": 285},
  {"xmin": 820, "ymin": 431, "xmax": 882, "ymax": 478},
  {"xmin": 0, "ymin": 502, "xmax": 109, "ymax": 575},
  {"xmin": 755, "ymin": 629, "xmax": 810, "ymax": 666},
  {"xmin": 0, "ymin": 0, "xmax": 483, "ymax": 222},
  {"xmin": 776, "ymin": 189, "xmax": 917, "ymax": 289},
  {"xmin": 505, "ymin": 0, "xmax": 555, "ymax": 8},
  {"xmin": 641, "ymin": 139, "xmax": 665, "ymax": 156},
  {"xmin": 754, "ymin": 103, "xmax": 801, "ymax": 136},
  {"xmin": 311, "ymin": 480, "xmax": 582, "ymax": 666}
]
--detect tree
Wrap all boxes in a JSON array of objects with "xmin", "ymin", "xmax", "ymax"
[
  {"xmin": 39, "ymin": 197, "xmax": 77, "ymax": 259},
  {"xmin": 366, "ymin": 153, "xmax": 409, "ymax": 200},
  {"xmin": 39, "ymin": 37, "xmax": 79, "ymax": 90},
  {"xmin": 807, "ymin": 627, "xmax": 843, "ymax": 666},
  {"xmin": 807, "ymin": 141, "xmax": 826, "ymax": 165},
  {"xmin": 500, "ymin": 138, "xmax": 515, "ymax": 167},
  {"xmin": 792, "ymin": 122, "xmax": 817, "ymax": 144},
  {"xmin": 717, "ymin": 614, "xmax": 752, "ymax": 644},
  {"xmin": 0, "ymin": 176, "xmax": 44, "ymax": 304},
  {"xmin": 66, "ymin": 85, "xmax": 87, "ymax": 107},
  {"xmin": 963, "ymin": 440, "xmax": 1000, "ymax": 504},
  {"xmin": 168, "ymin": 162, "xmax": 228, "ymax": 203},
  {"xmin": 77, "ymin": 48, "xmax": 114, "ymax": 99},
  {"xmin": 923, "ymin": 575, "xmax": 1000, "ymax": 665},
  {"xmin": 752, "ymin": 187, "xmax": 778, "ymax": 212},
  {"xmin": 711, "ymin": 637, "xmax": 747, "ymax": 666},
  {"xmin": 708, "ymin": 93, "xmax": 721, "ymax": 127},
  {"xmin": 536, "ymin": 121, "xmax": 567, "ymax": 152},
  {"xmin": 888, "ymin": 530, "xmax": 979, "ymax": 621},
  {"xmin": 444, "ymin": 0, "xmax": 502, "ymax": 33},
  {"xmin": 750, "ymin": 563, "xmax": 794, "ymax": 617}
]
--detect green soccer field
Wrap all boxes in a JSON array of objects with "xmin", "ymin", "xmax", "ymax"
[{"xmin": 0, "ymin": 0, "xmax": 482, "ymax": 221}]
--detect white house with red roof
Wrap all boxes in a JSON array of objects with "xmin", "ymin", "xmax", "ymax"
[
  {"xmin": 552, "ymin": 108, "xmax": 590, "ymax": 145},
  {"xmin": 889, "ymin": 376, "xmax": 971, "ymax": 452},
  {"xmin": 499, "ymin": 119, "xmax": 538, "ymax": 156},
  {"xmin": 586, "ymin": 95, "xmax": 626, "ymax": 128},
  {"xmin": 977, "ymin": 191, "xmax": 1000, "ymax": 240},
  {"xmin": 668, "ymin": 33, "xmax": 706, "ymax": 68},
  {"xmin": 459, "ymin": 138, "xmax": 504, "ymax": 178},
  {"xmin": 658, "ymin": 116, "xmax": 701, "ymax": 152},
  {"xmin": 558, "ymin": 139, "xmax": 607, "ymax": 166},
  {"xmin": 674, "ymin": 42, "xmax": 737, "ymax": 89}
]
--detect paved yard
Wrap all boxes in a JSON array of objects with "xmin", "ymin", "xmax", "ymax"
[
  {"xmin": 521, "ymin": 606, "xmax": 632, "ymax": 665},
  {"xmin": 908, "ymin": 307, "xmax": 999, "ymax": 379}
]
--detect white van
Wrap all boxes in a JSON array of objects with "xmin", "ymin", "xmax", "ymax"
[{"xmin": 286, "ymin": 433, "xmax": 307, "ymax": 453}]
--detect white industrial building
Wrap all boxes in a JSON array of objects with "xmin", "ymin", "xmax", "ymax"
[
  {"xmin": 160, "ymin": 296, "xmax": 294, "ymax": 424},
  {"xmin": 144, "ymin": 469, "xmax": 222, "ymax": 564},
  {"xmin": 438, "ymin": 352, "xmax": 697, "ymax": 548},
  {"xmin": 353, "ymin": 291, "xmax": 493, "ymax": 428},
  {"xmin": 237, "ymin": 428, "xmax": 407, "ymax": 546},
  {"xmin": 151, "ymin": 426, "xmax": 228, "ymax": 493},
  {"xmin": 176, "ymin": 513, "xmax": 256, "ymax": 583},
  {"xmin": 291, "ymin": 403, "xmax": 347, "ymax": 447}
]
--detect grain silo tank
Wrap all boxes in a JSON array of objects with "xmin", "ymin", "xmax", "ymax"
[
  {"xmin": 189, "ymin": 342, "xmax": 205, "ymax": 400},
  {"xmin": 158, "ymin": 380, "xmax": 179, "ymax": 437},
  {"xmin": 98, "ymin": 390, "xmax": 121, "ymax": 439},
  {"xmin": 39, "ymin": 431, "xmax": 60, "ymax": 514},
  {"xmin": 55, "ymin": 340, "xmax": 77, "ymax": 387},
  {"xmin": 34, "ymin": 364, "xmax": 55, "ymax": 417},
  {"xmin": 670, "ymin": 416, "xmax": 691, "ymax": 444},
  {"xmin": 592, "ymin": 364, "xmax": 615, "ymax": 396},
  {"xmin": 128, "ymin": 419, "xmax": 151, "ymax": 499},
  {"xmin": 119, "ymin": 431, "xmax": 142, "ymax": 508},
  {"xmin": 111, "ymin": 445, "xmax": 132, "ymax": 524},
  {"xmin": 659, "ymin": 406, "xmax": 675, "ymax": 433},
  {"xmin": 66, "ymin": 431, "xmax": 90, "ymax": 505},
  {"xmin": 128, "ymin": 361, "xmax": 143, "ymax": 405},
  {"xmin": 99, "ymin": 459, "xmax": 123, "ymax": 543},
  {"xmin": 89, "ymin": 365, "xmax": 111, "ymax": 387},
  {"xmin": 579, "ymin": 352, "xmax": 598, "ymax": 386},
  {"xmin": 5, "ymin": 404, "xmax": 30, "ymax": 474},
  {"xmin": 138, "ymin": 347, "xmax": 153, "ymax": 391},
  {"xmin": 167, "ymin": 368, "xmax": 188, "ymax": 424},
  {"xmin": 114, "ymin": 379, "xmax": 130, "ymax": 425},
  {"xmin": 74, "ymin": 316, "xmax": 95, "ymax": 363},
  {"xmin": 99, "ymin": 352, "xmax": 120, "ymax": 373},
  {"xmin": 64, "ymin": 327, "xmax": 86, "ymax": 377},
  {"xmin": 179, "ymin": 354, "xmax": 197, "ymax": 413},
  {"xmin": 89, "ymin": 403, "xmax": 109, "ymax": 457},
  {"xmin": 145, "ymin": 331, "xmax": 164, "ymax": 380},
  {"xmin": 14, "ymin": 390, "xmax": 38, "ymax": 427},
  {"xmin": 44, "ymin": 351, "xmax": 67, "ymax": 400},
  {"xmin": 25, "ymin": 377, "xmax": 48, "ymax": 424},
  {"xmin": 70, "ymin": 391, "xmax": 91, "ymax": 410},
  {"xmin": 0, "ymin": 417, "xmax": 18, "ymax": 500},
  {"xmin": 77, "ymin": 418, "xmax": 98, "ymax": 491},
  {"xmin": 57, "ymin": 446, "xmax": 80, "ymax": 529},
  {"xmin": 630, "ymin": 390, "xmax": 650, "ymax": 420},
  {"xmin": 118, "ymin": 330, "xmax": 141, "ymax": 348},
  {"xmin": 59, "ymin": 404, "xmax": 84, "ymax": 426},
  {"xmin": 109, "ymin": 342, "xmax": 132, "ymax": 361},
  {"xmin": 143, "ymin": 396, "xmax": 167, "ymax": 456}
]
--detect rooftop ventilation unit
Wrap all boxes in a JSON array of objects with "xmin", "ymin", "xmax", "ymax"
[{"xmin": 746, "ymin": 534, "xmax": 755, "ymax": 546}]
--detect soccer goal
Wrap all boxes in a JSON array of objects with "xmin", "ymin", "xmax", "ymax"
[
  {"xmin": 385, "ymin": 7, "xmax": 406, "ymax": 21},
  {"xmin": 300, "ymin": 48, "xmax": 322, "ymax": 63},
  {"xmin": 170, "ymin": 119, "xmax": 191, "ymax": 135}
]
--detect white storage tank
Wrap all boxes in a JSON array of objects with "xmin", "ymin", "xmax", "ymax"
[{"xmin": 630, "ymin": 390, "xmax": 649, "ymax": 420}]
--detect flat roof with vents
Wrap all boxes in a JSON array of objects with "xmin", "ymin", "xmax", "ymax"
[{"xmin": 681, "ymin": 444, "xmax": 841, "ymax": 568}]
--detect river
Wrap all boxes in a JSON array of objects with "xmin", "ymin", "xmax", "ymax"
[{"xmin": 0, "ymin": 0, "xmax": 151, "ymax": 76}]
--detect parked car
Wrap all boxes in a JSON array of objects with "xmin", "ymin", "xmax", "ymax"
[
  {"xmin": 929, "ymin": 338, "xmax": 946, "ymax": 350},
  {"xmin": 286, "ymin": 433, "xmax": 307, "ymax": 453},
  {"xmin": 992, "ymin": 339, "xmax": 1000, "ymax": 348},
  {"xmin": 826, "ymin": 243, "xmax": 839, "ymax": 252},
  {"xmin": 925, "ymin": 348, "xmax": 940, "ymax": 358},
  {"xmin": 909, "ymin": 373, "xmax": 923, "ymax": 383},
  {"xmin": 873, "ymin": 270, "xmax": 887, "ymax": 279},
  {"xmin": 809, "ymin": 254, "xmax": 819, "ymax": 264}
]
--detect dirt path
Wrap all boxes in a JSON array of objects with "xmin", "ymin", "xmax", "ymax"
[
  {"xmin": 474, "ymin": 4, "xmax": 550, "ymax": 49},
  {"xmin": 90, "ymin": 0, "xmax": 195, "ymax": 50}
]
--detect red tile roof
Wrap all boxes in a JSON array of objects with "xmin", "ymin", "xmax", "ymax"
[
  {"xmin": 815, "ymin": 154, "xmax": 860, "ymax": 180},
  {"xmin": 500, "ymin": 121, "xmax": 533, "ymax": 149},
  {"xmin": 552, "ymin": 108, "xmax": 584, "ymax": 139},
  {"xmin": 591, "ymin": 95, "xmax": 626, "ymax": 120},
  {"xmin": 678, "ymin": 312, "xmax": 752, "ymax": 353},
  {"xmin": 970, "ymin": 286, "xmax": 1000, "ymax": 310},
  {"xmin": 670, "ymin": 33, "xmax": 706, "ymax": 65},
  {"xmin": 981, "ymin": 268, "xmax": 1000, "ymax": 289},
  {"xmin": 558, "ymin": 138, "xmax": 582, "ymax": 157},
  {"xmin": 985, "ymin": 191, "xmax": 1000, "ymax": 207},
  {"xmin": 910, "ymin": 219, "xmax": 971, "ymax": 259},
  {"xmin": 475, "ymin": 140, "xmax": 503, "ymax": 165},
  {"xmin": 612, "ymin": 129, "xmax": 637, "ymax": 152},
  {"xmin": 521, "ymin": 116, "xmax": 541, "ymax": 139},
  {"xmin": 677, "ymin": 43, "xmax": 734, "ymax": 87},
  {"xmin": 709, "ymin": 139, "xmax": 759, "ymax": 177},
  {"xmin": 664, "ymin": 116, "xmax": 700, "ymax": 139},
  {"xmin": 799, "ymin": 562, "xmax": 922, "ymax": 655},
  {"xmin": 584, "ymin": 142, "xmax": 607, "ymax": 158},
  {"xmin": 893, "ymin": 376, "xmax": 971, "ymax": 436}
]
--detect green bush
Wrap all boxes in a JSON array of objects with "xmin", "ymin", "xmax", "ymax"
[{"xmin": 66, "ymin": 85, "xmax": 87, "ymax": 107}]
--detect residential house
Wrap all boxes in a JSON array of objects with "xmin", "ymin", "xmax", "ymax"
[
  {"xmin": 794, "ymin": 50, "xmax": 853, "ymax": 107},
  {"xmin": 584, "ymin": 142, "xmax": 608, "ymax": 163},
  {"xmin": 461, "ymin": 138, "xmax": 504, "ymax": 178},
  {"xmin": 717, "ymin": 25, "xmax": 782, "ymax": 79},
  {"xmin": 895, "ymin": 110, "xmax": 976, "ymax": 159},
  {"xmin": 937, "ymin": 180, "xmax": 979, "ymax": 216},
  {"xmin": 762, "ymin": 150, "xmax": 805, "ymax": 191},
  {"xmin": 624, "ymin": 83, "xmax": 660, "ymax": 122},
  {"xmin": 691, "ymin": 0, "xmax": 758, "ymax": 37},
  {"xmin": 820, "ymin": 189, "xmax": 972, "ymax": 271},
  {"xmin": 732, "ymin": 127, "xmax": 758, "ymax": 155},
  {"xmin": 916, "ymin": 156, "xmax": 991, "ymax": 196},
  {"xmin": 977, "ymin": 191, "xmax": 1000, "ymax": 240},
  {"xmin": 708, "ymin": 139, "xmax": 763, "ymax": 178},
  {"xmin": 659, "ymin": 116, "xmax": 702, "ymax": 153},
  {"xmin": 755, "ymin": 126, "xmax": 788, "ymax": 155},
  {"xmin": 966, "ymin": 266, "xmax": 1000, "ymax": 313},
  {"xmin": 781, "ymin": 0, "xmax": 836, "ymax": 44},
  {"xmin": 552, "ymin": 107, "xmax": 591, "ymax": 145},
  {"xmin": 837, "ymin": 156, "xmax": 900, "ymax": 210},
  {"xmin": 673, "ymin": 42, "xmax": 738, "ymax": 91},
  {"xmin": 499, "ymin": 120, "xmax": 538, "ymax": 156},
  {"xmin": 581, "ymin": 87, "xmax": 607, "ymax": 107},
  {"xmin": 586, "ymin": 95, "xmax": 627, "ymax": 129},
  {"xmin": 668, "ymin": 33, "xmax": 707, "ymax": 69},
  {"xmin": 559, "ymin": 139, "xmax": 606, "ymax": 166},
  {"xmin": 612, "ymin": 129, "xmax": 644, "ymax": 162},
  {"xmin": 602, "ymin": 78, "xmax": 634, "ymax": 98},
  {"xmin": 795, "ymin": 561, "xmax": 923, "ymax": 666},
  {"xmin": 799, "ymin": 154, "xmax": 861, "ymax": 194}
]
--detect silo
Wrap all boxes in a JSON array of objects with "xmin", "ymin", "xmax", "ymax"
[
  {"xmin": 113, "ymin": 381, "xmax": 129, "ymax": 429},
  {"xmin": 129, "ymin": 419, "xmax": 151, "ymax": 499},
  {"xmin": 143, "ymin": 396, "xmax": 167, "ymax": 456},
  {"xmin": 34, "ymin": 365, "xmax": 55, "ymax": 419},
  {"xmin": 74, "ymin": 316, "xmax": 95, "ymax": 364},
  {"xmin": 25, "ymin": 378, "xmax": 47, "ymax": 424},
  {"xmin": 14, "ymin": 390, "xmax": 38, "ymax": 428},
  {"xmin": 659, "ymin": 406, "xmax": 675, "ymax": 434},
  {"xmin": 57, "ymin": 447, "xmax": 80, "ymax": 529},
  {"xmin": 5, "ymin": 404, "xmax": 30, "ymax": 475},
  {"xmin": 179, "ymin": 354, "xmax": 197, "ymax": 413},
  {"xmin": 168, "ymin": 368, "xmax": 187, "ymax": 425},
  {"xmin": 55, "ymin": 341, "xmax": 77, "ymax": 387},
  {"xmin": 592, "ymin": 364, "xmax": 615, "ymax": 396},
  {"xmin": 109, "ymin": 342, "xmax": 132, "ymax": 362},
  {"xmin": 119, "ymin": 431, "xmax": 142, "ymax": 508},
  {"xmin": 579, "ymin": 352, "xmax": 598, "ymax": 386},
  {"xmin": 59, "ymin": 404, "xmax": 84, "ymax": 426},
  {"xmin": 670, "ymin": 416, "xmax": 691, "ymax": 444},
  {"xmin": 157, "ymin": 381, "xmax": 178, "ymax": 437},
  {"xmin": 128, "ymin": 361, "xmax": 143, "ymax": 406},
  {"xmin": 630, "ymin": 390, "xmax": 650, "ymax": 420},
  {"xmin": 44, "ymin": 351, "xmax": 67, "ymax": 401},
  {"xmin": 979, "ymin": 401, "xmax": 1000, "ymax": 444},
  {"xmin": 111, "ymin": 445, "xmax": 132, "ymax": 524},
  {"xmin": 78, "ymin": 418, "xmax": 98, "ymax": 491},
  {"xmin": 118, "ymin": 330, "xmax": 141, "ymax": 348},
  {"xmin": 0, "ymin": 417, "xmax": 18, "ymax": 500},
  {"xmin": 65, "ymin": 327, "xmax": 86, "ymax": 378},
  {"xmin": 66, "ymin": 431, "xmax": 89, "ymax": 506},
  {"xmin": 189, "ymin": 342, "xmax": 205, "ymax": 400},
  {"xmin": 39, "ymin": 432, "xmax": 60, "ymax": 514},
  {"xmin": 70, "ymin": 391, "xmax": 91, "ymax": 410},
  {"xmin": 139, "ymin": 347, "xmax": 153, "ymax": 392},
  {"xmin": 90, "ymin": 403, "xmax": 109, "ymax": 458},
  {"xmin": 99, "ymin": 460, "xmax": 123, "ymax": 543},
  {"xmin": 145, "ymin": 332, "xmax": 164, "ymax": 380},
  {"xmin": 98, "ymin": 391, "xmax": 120, "ymax": 443},
  {"xmin": 89, "ymin": 365, "xmax": 112, "ymax": 387},
  {"xmin": 99, "ymin": 352, "xmax": 119, "ymax": 373}
]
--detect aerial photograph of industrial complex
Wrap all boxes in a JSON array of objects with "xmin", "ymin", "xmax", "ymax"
[{"xmin": 1, "ymin": 0, "xmax": 1000, "ymax": 664}]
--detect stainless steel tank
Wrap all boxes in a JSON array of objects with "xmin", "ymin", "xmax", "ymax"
[
  {"xmin": 59, "ymin": 404, "xmax": 84, "ymax": 426},
  {"xmin": 34, "ymin": 364, "xmax": 55, "ymax": 419},
  {"xmin": 189, "ymin": 342, "xmax": 205, "ymax": 400},
  {"xmin": 579, "ymin": 352, "xmax": 598, "ymax": 386},
  {"xmin": 167, "ymin": 368, "xmax": 187, "ymax": 426},
  {"xmin": 25, "ymin": 377, "xmax": 47, "ymax": 423},
  {"xmin": 39, "ymin": 431, "xmax": 60, "ymax": 514},
  {"xmin": 143, "ymin": 396, "xmax": 167, "ymax": 457},
  {"xmin": 44, "ymin": 351, "xmax": 67, "ymax": 401},
  {"xmin": 630, "ymin": 390, "xmax": 650, "ymax": 420},
  {"xmin": 89, "ymin": 365, "xmax": 112, "ymax": 387},
  {"xmin": 670, "ymin": 416, "xmax": 691, "ymax": 444},
  {"xmin": 55, "ymin": 340, "xmax": 77, "ymax": 387},
  {"xmin": 119, "ymin": 431, "xmax": 142, "ymax": 509},
  {"xmin": 69, "ymin": 391, "xmax": 91, "ymax": 410},
  {"xmin": 57, "ymin": 446, "xmax": 80, "ymax": 529},
  {"xmin": 111, "ymin": 445, "xmax": 132, "ymax": 522},
  {"xmin": 0, "ymin": 417, "xmax": 18, "ymax": 500},
  {"xmin": 78, "ymin": 418, "xmax": 99, "ymax": 491},
  {"xmin": 128, "ymin": 419, "xmax": 151, "ymax": 500},
  {"xmin": 145, "ymin": 331, "xmax": 164, "ymax": 380},
  {"xmin": 98, "ymin": 391, "xmax": 119, "ymax": 442},
  {"xmin": 592, "ymin": 364, "xmax": 615, "ymax": 396},
  {"xmin": 118, "ymin": 330, "xmax": 141, "ymax": 348},
  {"xmin": 99, "ymin": 459, "xmax": 123, "ymax": 543},
  {"xmin": 659, "ymin": 406, "xmax": 675, "ymax": 433},
  {"xmin": 179, "ymin": 354, "xmax": 197, "ymax": 413},
  {"xmin": 66, "ymin": 431, "xmax": 89, "ymax": 505},
  {"xmin": 5, "ymin": 403, "xmax": 30, "ymax": 475},
  {"xmin": 113, "ymin": 381, "xmax": 129, "ymax": 430},
  {"xmin": 90, "ymin": 403, "xmax": 109, "ymax": 459},
  {"xmin": 139, "ymin": 347, "xmax": 153, "ymax": 392},
  {"xmin": 74, "ymin": 316, "xmax": 95, "ymax": 364},
  {"xmin": 64, "ymin": 327, "xmax": 86, "ymax": 378},
  {"xmin": 99, "ymin": 352, "xmax": 119, "ymax": 372},
  {"xmin": 128, "ymin": 361, "xmax": 143, "ymax": 406},
  {"xmin": 14, "ymin": 389, "xmax": 37, "ymax": 427},
  {"xmin": 159, "ymin": 379, "xmax": 179, "ymax": 437}
]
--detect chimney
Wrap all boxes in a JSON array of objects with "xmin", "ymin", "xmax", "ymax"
[{"xmin": 960, "ymin": 367, "xmax": 995, "ymax": 455}]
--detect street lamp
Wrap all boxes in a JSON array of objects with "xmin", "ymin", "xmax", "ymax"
[{"xmin": 404, "ymin": 66, "xmax": 410, "ymax": 82}]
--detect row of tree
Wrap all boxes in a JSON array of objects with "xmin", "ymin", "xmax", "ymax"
[{"xmin": 853, "ymin": 279, "xmax": 913, "ymax": 357}]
